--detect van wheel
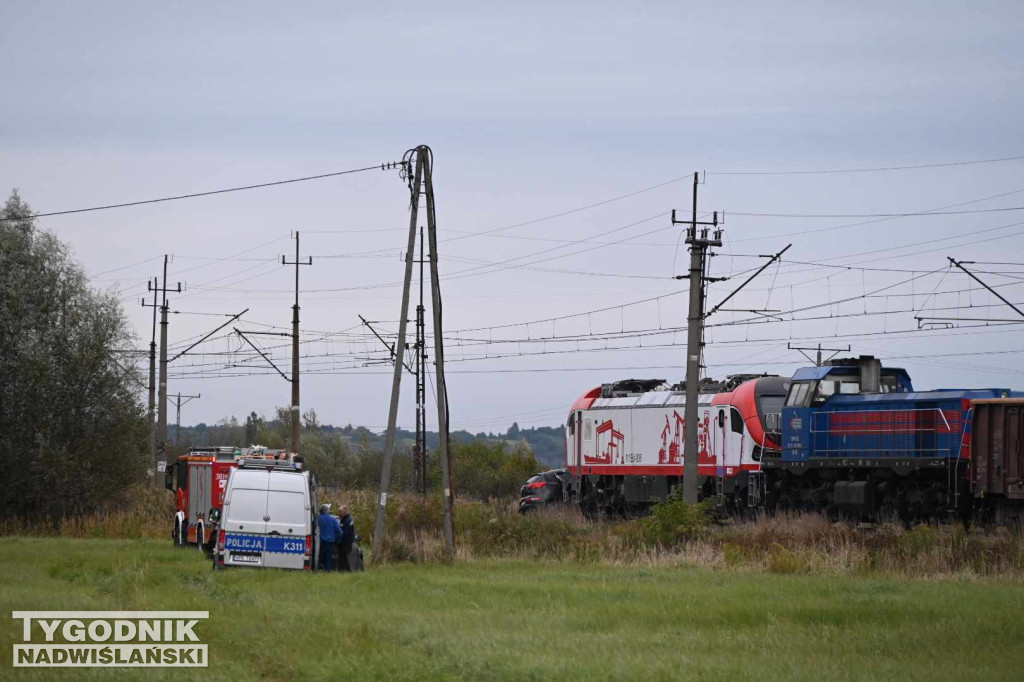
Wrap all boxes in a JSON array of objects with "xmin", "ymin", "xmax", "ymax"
[
  {"xmin": 174, "ymin": 519, "xmax": 185, "ymax": 547},
  {"xmin": 196, "ymin": 523, "xmax": 205, "ymax": 552}
]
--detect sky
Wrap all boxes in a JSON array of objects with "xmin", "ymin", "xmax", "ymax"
[{"xmin": 2, "ymin": 1, "xmax": 1024, "ymax": 435}]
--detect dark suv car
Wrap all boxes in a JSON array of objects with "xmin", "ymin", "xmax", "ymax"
[{"xmin": 518, "ymin": 469, "xmax": 570, "ymax": 513}]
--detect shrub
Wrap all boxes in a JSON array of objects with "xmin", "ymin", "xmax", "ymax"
[{"xmin": 637, "ymin": 491, "xmax": 715, "ymax": 547}]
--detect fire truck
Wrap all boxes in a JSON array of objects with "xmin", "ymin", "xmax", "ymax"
[{"xmin": 164, "ymin": 446, "xmax": 292, "ymax": 552}]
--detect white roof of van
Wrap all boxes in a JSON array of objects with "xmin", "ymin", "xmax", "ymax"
[{"xmin": 266, "ymin": 470, "xmax": 309, "ymax": 493}]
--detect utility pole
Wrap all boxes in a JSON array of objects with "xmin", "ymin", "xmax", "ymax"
[
  {"xmin": 373, "ymin": 145, "xmax": 455, "ymax": 563},
  {"xmin": 414, "ymin": 224, "xmax": 428, "ymax": 496},
  {"xmin": 673, "ymin": 173, "xmax": 722, "ymax": 504},
  {"xmin": 150, "ymin": 256, "xmax": 181, "ymax": 473},
  {"xmin": 171, "ymin": 392, "xmax": 201, "ymax": 447},
  {"xmin": 282, "ymin": 232, "xmax": 312, "ymax": 454},
  {"xmin": 141, "ymin": 277, "xmax": 159, "ymax": 481},
  {"xmin": 788, "ymin": 342, "xmax": 850, "ymax": 367}
]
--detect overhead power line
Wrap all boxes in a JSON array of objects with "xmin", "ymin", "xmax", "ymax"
[
  {"xmin": 725, "ymin": 186, "xmax": 1024, "ymax": 244},
  {"xmin": 713, "ymin": 154, "xmax": 1024, "ymax": 176},
  {"xmin": 0, "ymin": 162, "xmax": 399, "ymax": 222},
  {"xmin": 729, "ymin": 206, "xmax": 1024, "ymax": 219}
]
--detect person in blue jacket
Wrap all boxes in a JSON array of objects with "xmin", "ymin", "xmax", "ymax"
[{"xmin": 317, "ymin": 503, "xmax": 342, "ymax": 571}]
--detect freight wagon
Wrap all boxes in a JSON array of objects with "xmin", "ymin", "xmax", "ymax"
[{"xmin": 970, "ymin": 398, "xmax": 1024, "ymax": 527}]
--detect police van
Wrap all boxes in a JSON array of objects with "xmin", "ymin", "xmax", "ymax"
[{"xmin": 212, "ymin": 459, "xmax": 319, "ymax": 571}]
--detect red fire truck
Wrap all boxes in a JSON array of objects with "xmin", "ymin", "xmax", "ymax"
[{"xmin": 164, "ymin": 447, "xmax": 292, "ymax": 552}]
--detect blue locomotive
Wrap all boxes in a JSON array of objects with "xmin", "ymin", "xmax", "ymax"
[{"xmin": 764, "ymin": 356, "xmax": 1017, "ymax": 520}]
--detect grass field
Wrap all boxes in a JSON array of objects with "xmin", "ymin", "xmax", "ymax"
[{"xmin": 2, "ymin": 538, "xmax": 1024, "ymax": 681}]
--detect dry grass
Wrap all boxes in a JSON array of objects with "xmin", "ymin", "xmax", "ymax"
[
  {"xmin": 319, "ymin": 488, "xmax": 1024, "ymax": 579},
  {"xmin": 4, "ymin": 486, "xmax": 1023, "ymax": 580},
  {"xmin": 0, "ymin": 484, "xmax": 170, "ymax": 539}
]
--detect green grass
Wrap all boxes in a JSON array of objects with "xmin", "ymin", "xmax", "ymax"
[{"xmin": 2, "ymin": 537, "xmax": 1024, "ymax": 681}]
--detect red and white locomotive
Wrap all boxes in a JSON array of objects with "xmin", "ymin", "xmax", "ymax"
[{"xmin": 565, "ymin": 374, "xmax": 789, "ymax": 514}]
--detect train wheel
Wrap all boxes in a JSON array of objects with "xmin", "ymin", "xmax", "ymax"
[
  {"xmin": 823, "ymin": 503, "xmax": 843, "ymax": 523},
  {"xmin": 998, "ymin": 507, "xmax": 1023, "ymax": 534},
  {"xmin": 580, "ymin": 495, "xmax": 599, "ymax": 521},
  {"xmin": 878, "ymin": 495, "xmax": 901, "ymax": 525},
  {"xmin": 904, "ymin": 483, "xmax": 925, "ymax": 526},
  {"xmin": 774, "ymin": 492, "xmax": 795, "ymax": 516}
]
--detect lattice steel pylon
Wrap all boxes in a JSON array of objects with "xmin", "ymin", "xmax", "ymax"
[{"xmin": 372, "ymin": 145, "xmax": 455, "ymax": 563}]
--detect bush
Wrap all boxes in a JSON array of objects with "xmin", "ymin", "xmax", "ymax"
[
  {"xmin": 638, "ymin": 492, "xmax": 715, "ymax": 547},
  {"xmin": 446, "ymin": 440, "xmax": 540, "ymax": 500}
]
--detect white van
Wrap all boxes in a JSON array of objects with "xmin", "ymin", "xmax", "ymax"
[{"xmin": 212, "ymin": 459, "xmax": 319, "ymax": 571}]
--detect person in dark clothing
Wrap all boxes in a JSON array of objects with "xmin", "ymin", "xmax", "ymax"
[
  {"xmin": 317, "ymin": 504, "xmax": 342, "ymax": 571},
  {"xmin": 337, "ymin": 505, "xmax": 356, "ymax": 572}
]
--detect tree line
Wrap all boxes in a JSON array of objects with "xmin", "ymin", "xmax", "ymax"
[
  {"xmin": 0, "ymin": 191, "xmax": 148, "ymax": 521},
  {"xmin": 175, "ymin": 407, "xmax": 545, "ymax": 499}
]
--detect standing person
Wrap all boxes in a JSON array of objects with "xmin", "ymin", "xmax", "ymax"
[
  {"xmin": 317, "ymin": 503, "xmax": 341, "ymax": 571},
  {"xmin": 338, "ymin": 505, "xmax": 356, "ymax": 572}
]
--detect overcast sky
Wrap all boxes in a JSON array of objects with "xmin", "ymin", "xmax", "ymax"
[{"xmin": 3, "ymin": 2, "xmax": 1024, "ymax": 433}]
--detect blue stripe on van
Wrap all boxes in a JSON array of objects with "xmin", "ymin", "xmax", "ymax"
[
  {"xmin": 264, "ymin": 536, "xmax": 306, "ymax": 554},
  {"xmin": 224, "ymin": 533, "xmax": 306, "ymax": 554}
]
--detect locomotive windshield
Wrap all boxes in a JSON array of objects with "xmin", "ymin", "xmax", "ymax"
[
  {"xmin": 759, "ymin": 394, "xmax": 786, "ymax": 416},
  {"xmin": 785, "ymin": 381, "xmax": 812, "ymax": 407}
]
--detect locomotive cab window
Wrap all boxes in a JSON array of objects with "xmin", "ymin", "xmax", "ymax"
[
  {"xmin": 566, "ymin": 415, "xmax": 575, "ymax": 436},
  {"xmin": 731, "ymin": 407, "xmax": 744, "ymax": 434},
  {"xmin": 880, "ymin": 374, "xmax": 902, "ymax": 393},
  {"xmin": 177, "ymin": 461, "xmax": 188, "ymax": 490},
  {"xmin": 759, "ymin": 394, "xmax": 786, "ymax": 417},
  {"xmin": 785, "ymin": 381, "xmax": 812, "ymax": 407},
  {"xmin": 812, "ymin": 375, "xmax": 860, "ymax": 405}
]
